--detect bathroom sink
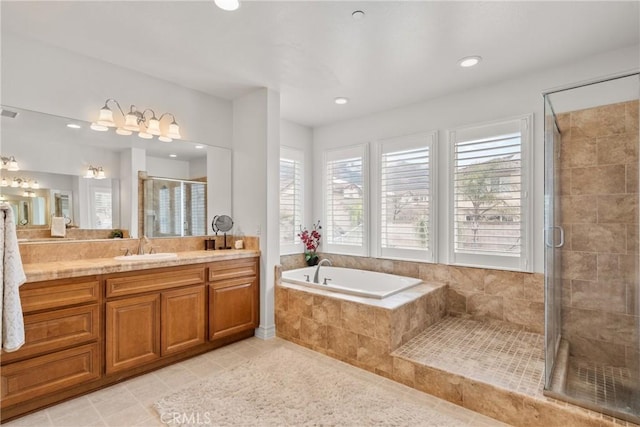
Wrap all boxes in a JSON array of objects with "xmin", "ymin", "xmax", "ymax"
[{"xmin": 114, "ymin": 253, "xmax": 178, "ymax": 262}]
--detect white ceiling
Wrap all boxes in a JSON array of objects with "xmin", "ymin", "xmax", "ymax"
[{"xmin": 2, "ymin": 1, "xmax": 639, "ymax": 127}]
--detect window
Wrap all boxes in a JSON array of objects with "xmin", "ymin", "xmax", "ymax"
[
  {"xmin": 323, "ymin": 145, "xmax": 367, "ymax": 256},
  {"xmin": 280, "ymin": 147, "xmax": 304, "ymax": 254},
  {"xmin": 448, "ymin": 115, "xmax": 532, "ymax": 271},
  {"xmin": 90, "ymin": 188, "xmax": 112, "ymax": 229},
  {"xmin": 375, "ymin": 133, "xmax": 436, "ymax": 262}
]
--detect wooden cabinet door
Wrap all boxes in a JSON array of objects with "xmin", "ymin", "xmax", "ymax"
[
  {"xmin": 1, "ymin": 343, "xmax": 100, "ymax": 408},
  {"xmin": 161, "ymin": 285, "xmax": 206, "ymax": 356},
  {"xmin": 105, "ymin": 294, "xmax": 161, "ymax": 374},
  {"xmin": 209, "ymin": 277, "xmax": 258, "ymax": 340}
]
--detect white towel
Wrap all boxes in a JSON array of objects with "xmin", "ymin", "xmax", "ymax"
[
  {"xmin": 51, "ymin": 216, "xmax": 66, "ymax": 237},
  {"xmin": 0, "ymin": 202, "xmax": 26, "ymax": 352}
]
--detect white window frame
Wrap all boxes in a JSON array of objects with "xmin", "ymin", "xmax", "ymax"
[
  {"xmin": 280, "ymin": 146, "xmax": 305, "ymax": 255},
  {"xmin": 447, "ymin": 114, "xmax": 533, "ymax": 272},
  {"xmin": 371, "ymin": 132, "xmax": 437, "ymax": 263},
  {"xmin": 322, "ymin": 144, "xmax": 369, "ymax": 256}
]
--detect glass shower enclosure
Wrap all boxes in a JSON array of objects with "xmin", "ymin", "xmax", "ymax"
[
  {"xmin": 543, "ymin": 73, "xmax": 639, "ymax": 423},
  {"xmin": 143, "ymin": 176, "xmax": 207, "ymax": 237}
]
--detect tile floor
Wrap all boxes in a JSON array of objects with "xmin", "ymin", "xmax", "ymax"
[
  {"xmin": 393, "ymin": 317, "xmax": 546, "ymax": 397},
  {"xmin": 566, "ymin": 357, "xmax": 638, "ymax": 417},
  {"xmin": 4, "ymin": 337, "xmax": 511, "ymax": 427}
]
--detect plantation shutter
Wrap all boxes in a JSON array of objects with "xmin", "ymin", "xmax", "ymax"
[
  {"xmin": 280, "ymin": 148, "xmax": 303, "ymax": 249},
  {"xmin": 325, "ymin": 146, "xmax": 366, "ymax": 254},
  {"xmin": 379, "ymin": 137, "xmax": 433, "ymax": 260},
  {"xmin": 449, "ymin": 115, "xmax": 531, "ymax": 271}
]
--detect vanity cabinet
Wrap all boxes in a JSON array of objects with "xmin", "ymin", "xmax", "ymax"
[
  {"xmin": 0, "ymin": 277, "xmax": 102, "ymax": 408},
  {"xmin": 104, "ymin": 266, "xmax": 206, "ymax": 374},
  {"xmin": 1, "ymin": 255, "xmax": 259, "ymax": 422},
  {"xmin": 208, "ymin": 258, "xmax": 259, "ymax": 340}
]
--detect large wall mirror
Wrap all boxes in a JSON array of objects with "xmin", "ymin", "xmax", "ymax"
[{"xmin": 0, "ymin": 105, "xmax": 232, "ymax": 239}]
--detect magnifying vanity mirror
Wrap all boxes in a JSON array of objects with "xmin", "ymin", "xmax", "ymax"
[{"xmin": 0, "ymin": 105, "xmax": 232, "ymax": 240}]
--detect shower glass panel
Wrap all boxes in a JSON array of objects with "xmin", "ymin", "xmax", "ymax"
[
  {"xmin": 543, "ymin": 73, "xmax": 639, "ymax": 423},
  {"xmin": 143, "ymin": 177, "xmax": 207, "ymax": 237}
]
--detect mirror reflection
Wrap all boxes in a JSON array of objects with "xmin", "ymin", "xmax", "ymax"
[{"xmin": 0, "ymin": 105, "xmax": 232, "ymax": 239}]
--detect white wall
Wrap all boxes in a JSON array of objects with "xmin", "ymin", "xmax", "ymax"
[
  {"xmin": 1, "ymin": 34, "xmax": 233, "ymax": 147},
  {"xmin": 233, "ymin": 88, "xmax": 280, "ymax": 339},
  {"xmin": 280, "ymin": 119, "xmax": 313, "ymax": 250},
  {"xmin": 146, "ymin": 156, "xmax": 190, "ymax": 180},
  {"xmin": 312, "ymin": 45, "xmax": 640, "ymax": 273}
]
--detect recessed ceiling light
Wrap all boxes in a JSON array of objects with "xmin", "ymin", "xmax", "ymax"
[
  {"xmin": 195, "ymin": 145, "xmax": 204, "ymax": 149},
  {"xmin": 352, "ymin": 10, "xmax": 365, "ymax": 20},
  {"xmin": 458, "ymin": 56, "xmax": 482, "ymax": 68},
  {"xmin": 214, "ymin": 0, "xmax": 239, "ymax": 11},
  {"xmin": 66, "ymin": 123, "xmax": 81, "ymax": 129},
  {"xmin": 334, "ymin": 97, "xmax": 349, "ymax": 105},
  {"xmin": 169, "ymin": 154, "xmax": 177, "ymax": 158}
]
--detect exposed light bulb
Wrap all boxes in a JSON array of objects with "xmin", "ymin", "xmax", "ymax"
[
  {"xmin": 116, "ymin": 128, "xmax": 132, "ymax": 136},
  {"xmin": 91, "ymin": 123, "xmax": 109, "ymax": 132}
]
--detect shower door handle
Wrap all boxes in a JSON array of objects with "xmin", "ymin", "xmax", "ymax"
[
  {"xmin": 552, "ymin": 226, "xmax": 564, "ymax": 248},
  {"xmin": 545, "ymin": 226, "xmax": 565, "ymax": 248}
]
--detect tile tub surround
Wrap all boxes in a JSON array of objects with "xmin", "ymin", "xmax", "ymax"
[
  {"xmin": 556, "ymin": 100, "xmax": 639, "ymax": 369},
  {"xmin": 275, "ymin": 274, "xmax": 447, "ymax": 376},
  {"xmin": 19, "ymin": 235, "xmax": 259, "ymax": 264},
  {"xmin": 280, "ymin": 253, "xmax": 545, "ymax": 333}
]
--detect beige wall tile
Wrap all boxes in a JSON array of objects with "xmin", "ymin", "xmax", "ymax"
[
  {"xmin": 373, "ymin": 308, "xmax": 391, "ymax": 344},
  {"xmin": 446, "ymin": 287, "xmax": 467, "ymax": 315},
  {"xmin": 484, "ymin": 270, "xmax": 524, "ymax": 299},
  {"xmin": 503, "ymin": 299, "xmax": 544, "ymax": 332},
  {"xmin": 570, "ymin": 103, "xmax": 626, "ymax": 138},
  {"xmin": 560, "ymin": 251, "xmax": 597, "ymax": 280},
  {"xmin": 341, "ymin": 301, "xmax": 376, "ymax": 336},
  {"xmin": 521, "ymin": 399, "xmax": 603, "ymax": 427},
  {"xmin": 571, "ymin": 223, "xmax": 626, "ymax": 253},
  {"xmin": 523, "ymin": 273, "xmax": 544, "ymax": 303},
  {"xmin": 312, "ymin": 295, "xmax": 341, "ymax": 327},
  {"xmin": 571, "ymin": 165, "xmax": 626, "ymax": 195},
  {"xmin": 559, "ymin": 168, "xmax": 571, "ymax": 195},
  {"xmin": 449, "ymin": 266, "xmax": 485, "ymax": 293},
  {"xmin": 274, "ymin": 285, "xmax": 288, "ymax": 312},
  {"xmin": 299, "ymin": 317, "xmax": 327, "ymax": 349},
  {"xmin": 415, "ymin": 365, "xmax": 463, "ymax": 405},
  {"xmin": 597, "ymin": 194, "xmax": 638, "ymax": 224},
  {"xmin": 560, "ymin": 195, "xmax": 598, "ymax": 224},
  {"xmin": 357, "ymin": 334, "xmax": 392, "ymax": 373},
  {"xmin": 560, "ymin": 136, "xmax": 597, "ymax": 168},
  {"xmin": 596, "ymin": 133, "xmax": 639, "ymax": 165},
  {"xmin": 625, "ymin": 100, "xmax": 639, "ymax": 133},
  {"xmin": 627, "ymin": 162, "xmax": 639, "ymax": 194},
  {"xmin": 461, "ymin": 379, "xmax": 523, "ymax": 425},
  {"xmin": 467, "ymin": 294, "xmax": 503, "ymax": 321},
  {"xmin": 570, "ymin": 280, "xmax": 626, "ymax": 314},
  {"xmin": 628, "ymin": 222, "xmax": 639, "ymax": 253},
  {"xmin": 392, "ymin": 260, "xmax": 420, "ymax": 278},
  {"xmin": 556, "ymin": 112, "xmax": 571, "ymax": 135},
  {"xmin": 596, "ymin": 253, "xmax": 621, "ymax": 281},
  {"xmin": 392, "ymin": 357, "xmax": 416, "ymax": 387},
  {"xmin": 562, "ymin": 307, "xmax": 605, "ymax": 344},
  {"xmin": 288, "ymin": 288, "xmax": 314, "ymax": 318},
  {"xmin": 326, "ymin": 326, "xmax": 358, "ymax": 359},
  {"xmin": 567, "ymin": 335, "xmax": 627, "ymax": 366}
]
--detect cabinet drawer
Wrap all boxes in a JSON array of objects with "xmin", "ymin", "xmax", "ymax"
[
  {"xmin": 2, "ymin": 305, "xmax": 100, "ymax": 364},
  {"xmin": 0, "ymin": 343, "xmax": 101, "ymax": 408},
  {"xmin": 106, "ymin": 266, "xmax": 206, "ymax": 298},
  {"xmin": 20, "ymin": 278, "xmax": 100, "ymax": 313},
  {"xmin": 209, "ymin": 258, "xmax": 258, "ymax": 282}
]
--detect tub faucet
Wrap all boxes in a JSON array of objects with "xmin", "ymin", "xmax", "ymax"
[
  {"xmin": 137, "ymin": 235, "xmax": 150, "ymax": 255},
  {"xmin": 313, "ymin": 259, "xmax": 332, "ymax": 283}
]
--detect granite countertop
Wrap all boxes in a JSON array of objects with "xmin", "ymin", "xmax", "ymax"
[{"xmin": 23, "ymin": 249, "xmax": 261, "ymax": 283}]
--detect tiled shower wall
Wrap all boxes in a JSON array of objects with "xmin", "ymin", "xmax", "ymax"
[
  {"xmin": 556, "ymin": 100, "xmax": 639, "ymax": 370},
  {"xmin": 281, "ymin": 254, "xmax": 545, "ymax": 333}
]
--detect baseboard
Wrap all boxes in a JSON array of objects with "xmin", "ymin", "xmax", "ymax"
[{"xmin": 254, "ymin": 324, "xmax": 276, "ymax": 340}]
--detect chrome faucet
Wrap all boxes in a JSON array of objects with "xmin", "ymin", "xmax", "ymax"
[
  {"xmin": 137, "ymin": 235, "xmax": 150, "ymax": 255},
  {"xmin": 313, "ymin": 259, "xmax": 332, "ymax": 283}
]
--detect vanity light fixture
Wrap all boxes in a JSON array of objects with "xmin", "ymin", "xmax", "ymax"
[
  {"xmin": 458, "ymin": 56, "xmax": 482, "ymax": 68},
  {"xmin": 3, "ymin": 177, "xmax": 38, "ymax": 189},
  {"xmin": 0, "ymin": 155, "xmax": 20, "ymax": 171},
  {"xmin": 90, "ymin": 99, "xmax": 182, "ymax": 142},
  {"xmin": 22, "ymin": 190, "xmax": 36, "ymax": 198},
  {"xmin": 214, "ymin": 0, "xmax": 240, "ymax": 11},
  {"xmin": 84, "ymin": 166, "xmax": 106, "ymax": 180}
]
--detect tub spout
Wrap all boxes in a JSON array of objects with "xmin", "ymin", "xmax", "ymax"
[{"xmin": 313, "ymin": 259, "xmax": 332, "ymax": 283}]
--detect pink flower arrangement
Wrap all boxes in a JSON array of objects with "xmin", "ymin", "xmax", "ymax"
[{"xmin": 298, "ymin": 220, "xmax": 322, "ymax": 262}]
